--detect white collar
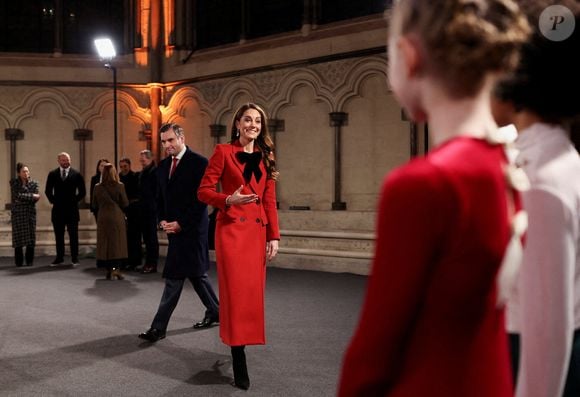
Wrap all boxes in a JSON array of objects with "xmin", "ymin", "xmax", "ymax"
[{"xmin": 173, "ymin": 146, "xmax": 186, "ymax": 161}]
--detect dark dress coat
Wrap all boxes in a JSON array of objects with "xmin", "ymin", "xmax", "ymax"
[
  {"xmin": 157, "ymin": 146, "xmax": 209, "ymax": 279},
  {"xmin": 198, "ymin": 141, "xmax": 280, "ymax": 346},
  {"xmin": 92, "ymin": 182, "xmax": 129, "ymax": 266},
  {"xmin": 10, "ymin": 178, "xmax": 39, "ymax": 248},
  {"xmin": 138, "ymin": 162, "xmax": 158, "ymax": 216},
  {"xmin": 89, "ymin": 173, "xmax": 100, "ymax": 218},
  {"xmin": 45, "ymin": 167, "xmax": 86, "ymax": 223}
]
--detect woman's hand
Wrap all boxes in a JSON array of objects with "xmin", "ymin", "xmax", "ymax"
[
  {"xmin": 227, "ymin": 185, "xmax": 258, "ymax": 206},
  {"xmin": 266, "ymin": 240, "xmax": 279, "ymax": 261}
]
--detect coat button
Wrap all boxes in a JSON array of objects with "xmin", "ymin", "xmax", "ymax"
[
  {"xmin": 240, "ymin": 216, "xmax": 246, "ymax": 222},
  {"xmin": 255, "ymin": 218, "xmax": 260, "ymax": 223}
]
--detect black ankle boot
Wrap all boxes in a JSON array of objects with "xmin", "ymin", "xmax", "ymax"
[
  {"xmin": 15, "ymin": 247, "xmax": 24, "ymax": 267},
  {"xmin": 231, "ymin": 346, "xmax": 250, "ymax": 390}
]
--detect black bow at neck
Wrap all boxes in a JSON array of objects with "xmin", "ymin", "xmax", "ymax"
[{"xmin": 236, "ymin": 151, "xmax": 263, "ymax": 183}]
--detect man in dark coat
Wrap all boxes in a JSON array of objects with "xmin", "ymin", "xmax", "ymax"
[
  {"xmin": 45, "ymin": 152, "xmax": 86, "ymax": 266},
  {"xmin": 139, "ymin": 123, "xmax": 219, "ymax": 343},
  {"xmin": 119, "ymin": 157, "xmax": 141, "ymax": 270},
  {"xmin": 137, "ymin": 149, "xmax": 159, "ymax": 273}
]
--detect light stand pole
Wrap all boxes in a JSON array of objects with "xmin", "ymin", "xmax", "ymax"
[
  {"xmin": 94, "ymin": 38, "xmax": 118, "ymax": 166},
  {"xmin": 108, "ymin": 63, "xmax": 118, "ymax": 167}
]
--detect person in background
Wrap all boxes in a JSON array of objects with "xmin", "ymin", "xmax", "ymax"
[
  {"xmin": 119, "ymin": 157, "xmax": 141, "ymax": 271},
  {"xmin": 492, "ymin": 2, "xmax": 580, "ymax": 396},
  {"xmin": 45, "ymin": 152, "xmax": 86, "ymax": 266},
  {"xmin": 93, "ymin": 163, "xmax": 129, "ymax": 280},
  {"xmin": 137, "ymin": 149, "xmax": 159, "ymax": 274},
  {"xmin": 198, "ymin": 103, "xmax": 280, "ymax": 390},
  {"xmin": 89, "ymin": 158, "xmax": 109, "ymax": 222},
  {"xmin": 338, "ymin": 1, "xmax": 530, "ymax": 396},
  {"xmin": 10, "ymin": 162, "xmax": 40, "ymax": 267},
  {"xmin": 139, "ymin": 123, "xmax": 219, "ymax": 343}
]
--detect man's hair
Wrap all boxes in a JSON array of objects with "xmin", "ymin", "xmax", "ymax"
[
  {"xmin": 140, "ymin": 149, "xmax": 152, "ymax": 159},
  {"xmin": 159, "ymin": 123, "xmax": 185, "ymax": 137},
  {"xmin": 119, "ymin": 157, "xmax": 131, "ymax": 165}
]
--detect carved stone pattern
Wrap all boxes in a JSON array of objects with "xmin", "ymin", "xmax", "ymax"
[
  {"xmin": 252, "ymin": 70, "xmax": 287, "ymax": 98},
  {"xmin": 60, "ymin": 88, "xmax": 108, "ymax": 111},
  {"xmin": 311, "ymin": 58, "xmax": 358, "ymax": 90},
  {"xmin": 196, "ymin": 81, "xmax": 227, "ymax": 105},
  {"xmin": 0, "ymin": 87, "xmax": 30, "ymax": 108},
  {"xmin": 124, "ymin": 88, "xmax": 150, "ymax": 108}
]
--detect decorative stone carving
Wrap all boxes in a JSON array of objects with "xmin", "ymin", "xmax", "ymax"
[
  {"xmin": 124, "ymin": 88, "xmax": 151, "ymax": 108},
  {"xmin": 251, "ymin": 70, "xmax": 287, "ymax": 98},
  {"xmin": 59, "ymin": 88, "xmax": 109, "ymax": 112},
  {"xmin": 311, "ymin": 58, "xmax": 358, "ymax": 90},
  {"xmin": 197, "ymin": 81, "xmax": 227, "ymax": 105}
]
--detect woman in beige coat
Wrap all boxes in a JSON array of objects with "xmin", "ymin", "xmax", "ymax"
[{"xmin": 92, "ymin": 163, "xmax": 129, "ymax": 280}]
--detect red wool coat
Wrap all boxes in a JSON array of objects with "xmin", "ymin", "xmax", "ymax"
[
  {"xmin": 198, "ymin": 141, "xmax": 280, "ymax": 346},
  {"xmin": 339, "ymin": 137, "xmax": 521, "ymax": 397}
]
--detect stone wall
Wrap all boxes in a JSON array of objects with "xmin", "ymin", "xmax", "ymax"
[{"xmin": 0, "ymin": 14, "xmax": 420, "ymax": 274}]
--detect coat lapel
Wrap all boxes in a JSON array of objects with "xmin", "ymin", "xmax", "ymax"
[{"xmin": 230, "ymin": 144, "xmax": 246, "ymax": 179}]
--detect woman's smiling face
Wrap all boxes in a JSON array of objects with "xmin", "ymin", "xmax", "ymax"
[{"xmin": 236, "ymin": 108, "xmax": 262, "ymax": 143}]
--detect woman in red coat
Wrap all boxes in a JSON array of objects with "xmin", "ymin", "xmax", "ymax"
[
  {"xmin": 338, "ymin": 1, "xmax": 530, "ymax": 396},
  {"xmin": 198, "ymin": 102, "xmax": 280, "ymax": 390}
]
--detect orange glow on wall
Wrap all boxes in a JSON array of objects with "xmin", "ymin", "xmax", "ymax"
[
  {"xmin": 134, "ymin": 0, "xmax": 174, "ymax": 65},
  {"xmin": 134, "ymin": 0, "xmax": 151, "ymax": 66},
  {"xmin": 164, "ymin": 0, "xmax": 174, "ymax": 58}
]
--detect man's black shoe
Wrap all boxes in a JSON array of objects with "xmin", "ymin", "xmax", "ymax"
[
  {"xmin": 193, "ymin": 316, "xmax": 219, "ymax": 329},
  {"xmin": 50, "ymin": 258, "xmax": 64, "ymax": 266},
  {"xmin": 141, "ymin": 265, "xmax": 157, "ymax": 274},
  {"xmin": 138, "ymin": 328, "xmax": 166, "ymax": 342}
]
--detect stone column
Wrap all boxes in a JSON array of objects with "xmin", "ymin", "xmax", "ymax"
[
  {"xmin": 302, "ymin": 0, "xmax": 319, "ymax": 36},
  {"xmin": 74, "ymin": 129, "xmax": 93, "ymax": 209},
  {"xmin": 53, "ymin": 0, "xmax": 63, "ymax": 56},
  {"xmin": 240, "ymin": 0, "xmax": 248, "ymax": 44},
  {"xmin": 209, "ymin": 124, "xmax": 227, "ymax": 145},
  {"xmin": 139, "ymin": 125, "xmax": 153, "ymax": 151},
  {"xmin": 268, "ymin": 119, "xmax": 284, "ymax": 209},
  {"xmin": 149, "ymin": 84, "xmax": 163, "ymax": 163},
  {"xmin": 5, "ymin": 128, "xmax": 24, "ymax": 210},
  {"xmin": 402, "ymin": 109, "xmax": 419, "ymax": 157},
  {"xmin": 329, "ymin": 112, "xmax": 348, "ymax": 210},
  {"xmin": 73, "ymin": 129, "xmax": 93, "ymax": 180},
  {"xmin": 5, "ymin": 128, "xmax": 23, "ymax": 179},
  {"xmin": 423, "ymin": 123, "xmax": 430, "ymax": 154}
]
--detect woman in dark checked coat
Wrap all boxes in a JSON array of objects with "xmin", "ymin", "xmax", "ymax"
[{"xmin": 10, "ymin": 162, "xmax": 40, "ymax": 266}]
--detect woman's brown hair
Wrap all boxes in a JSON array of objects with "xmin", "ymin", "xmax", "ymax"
[
  {"xmin": 390, "ymin": 0, "xmax": 530, "ymax": 98},
  {"xmin": 101, "ymin": 163, "xmax": 120, "ymax": 185},
  {"xmin": 229, "ymin": 102, "xmax": 279, "ymax": 180}
]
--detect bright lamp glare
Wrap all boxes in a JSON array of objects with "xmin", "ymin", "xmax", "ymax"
[{"xmin": 94, "ymin": 38, "xmax": 116, "ymax": 59}]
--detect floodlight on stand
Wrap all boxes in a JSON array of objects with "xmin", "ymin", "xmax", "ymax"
[
  {"xmin": 94, "ymin": 37, "xmax": 118, "ymax": 166},
  {"xmin": 94, "ymin": 38, "xmax": 116, "ymax": 60}
]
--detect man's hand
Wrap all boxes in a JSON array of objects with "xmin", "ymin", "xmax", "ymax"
[{"xmin": 161, "ymin": 220, "xmax": 181, "ymax": 234}]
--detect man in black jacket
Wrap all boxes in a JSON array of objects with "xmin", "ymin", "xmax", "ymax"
[
  {"xmin": 45, "ymin": 152, "xmax": 86, "ymax": 266},
  {"xmin": 139, "ymin": 124, "xmax": 219, "ymax": 343},
  {"xmin": 119, "ymin": 157, "xmax": 141, "ymax": 270},
  {"xmin": 137, "ymin": 149, "xmax": 159, "ymax": 273}
]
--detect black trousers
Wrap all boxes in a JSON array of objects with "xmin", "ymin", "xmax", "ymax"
[
  {"xmin": 510, "ymin": 330, "xmax": 580, "ymax": 396},
  {"xmin": 52, "ymin": 220, "xmax": 78, "ymax": 260},
  {"xmin": 125, "ymin": 203, "xmax": 142, "ymax": 268},
  {"xmin": 140, "ymin": 212, "xmax": 159, "ymax": 266},
  {"xmin": 151, "ymin": 275, "xmax": 219, "ymax": 331}
]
